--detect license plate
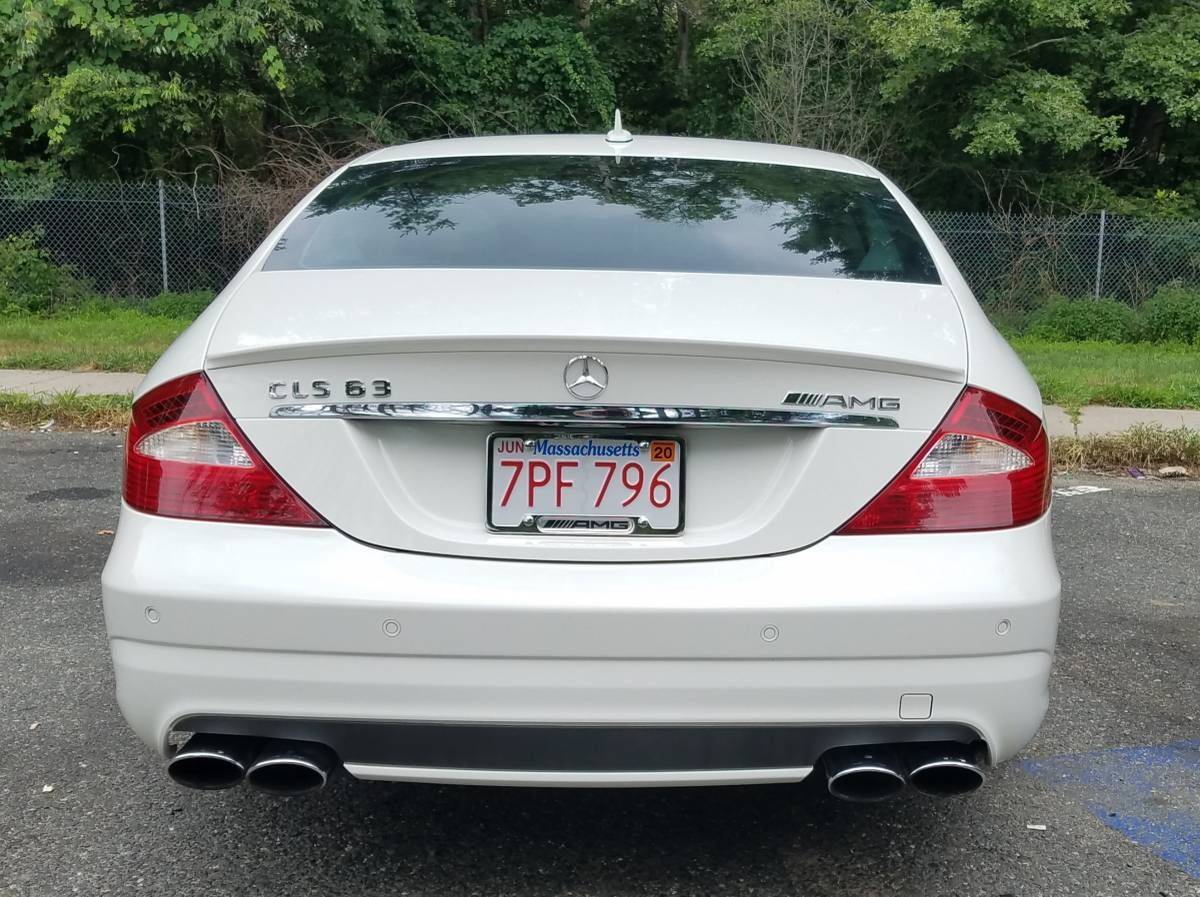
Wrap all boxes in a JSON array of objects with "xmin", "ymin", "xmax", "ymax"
[{"xmin": 487, "ymin": 434, "xmax": 684, "ymax": 535}]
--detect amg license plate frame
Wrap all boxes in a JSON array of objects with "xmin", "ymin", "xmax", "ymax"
[{"xmin": 486, "ymin": 433, "xmax": 685, "ymax": 536}]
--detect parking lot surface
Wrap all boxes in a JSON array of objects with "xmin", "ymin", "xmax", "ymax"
[{"xmin": 2, "ymin": 430, "xmax": 1197, "ymax": 897}]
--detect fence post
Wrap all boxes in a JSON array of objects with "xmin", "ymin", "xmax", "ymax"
[
  {"xmin": 157, "ymin": 178, "xmax": 169, "ymax": 294},
  {"xmin": 1093, "ymin": 208, "xmax": 1107, "ymax": 299}
]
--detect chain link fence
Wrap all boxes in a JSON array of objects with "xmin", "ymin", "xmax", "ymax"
[
  {"xmin": 0, "ymin": 178, "xmax": 242, "ymax": 298},
  {"xmin": 5, "ymin": 178, "xmax": 1200, "ymax": 317},
  {"xmin": 925, "ymin": 211, "xmax": 1200, "ymax": 319}
]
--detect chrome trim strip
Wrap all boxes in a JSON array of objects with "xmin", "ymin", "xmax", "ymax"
[
  {"xmin": 344, "ymin": 763, "xmax": 815, "ymax": 787},
  {"xmin": 268, "ymin": 402, "xmax": 898, "ymax": 429}
]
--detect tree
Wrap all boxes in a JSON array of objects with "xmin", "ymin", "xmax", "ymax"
[
  {"xmin": 0, "ymin": 0, "xmax": 615, "ymax": 177},
  {"xmin": 866, "ymin": 0, "xmax": 1200, "ymax": 210},
  {"xmin": 2, "ymin": 0, "xmax": 1200, "ymax": 217},
  {"xmin": 706, "ymin": 0, "xmax": 890, "ymax": 162},
  {"xmin": 0, "ymin": 0, "xmax": 336, "ymax": 175}
]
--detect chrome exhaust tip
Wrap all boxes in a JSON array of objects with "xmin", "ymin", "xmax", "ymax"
[
  {"xmin": 167, "ymin": 734, "xmax": 259, "ymax": 790},
  {"xmin": 245, "ymin": 739, "xmax": 337, "ymax": 796},
  {"xmin": 904, "ymin": 742, "xmax": 986, "ymax": 796},
  {"xmin": 823, "ymin": 745, "xmax": 907, "ymax": 802}
]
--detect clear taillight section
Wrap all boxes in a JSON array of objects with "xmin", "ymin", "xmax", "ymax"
[
  {"xmin": 837, "ymin": 386, "xmax": 1051, "ymax": 534},
  {"xmin": 912, "ymin": 434, "xmax": 1031, "ymax": 478},
  {"xmin": 134, "ymin": 420, "xmax": 254, "ymax": 467},
  {"xmin": 124, "ymin": 372, "xmax": 326, "ymax": 526}
]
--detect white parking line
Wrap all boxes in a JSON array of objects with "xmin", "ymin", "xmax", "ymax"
[{"xmin": 1054, "ymin": 485, "xmax": 1112, "ymax": 497}]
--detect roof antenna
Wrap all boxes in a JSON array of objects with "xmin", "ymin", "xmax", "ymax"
[{"xmin": 605, "ymin": 109, "xmax": 633, "ymax": 144}]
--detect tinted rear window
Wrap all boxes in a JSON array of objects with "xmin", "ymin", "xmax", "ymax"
[{"xmin": 265, "ymin": 155, "xmax": 939, "ymax": 283}]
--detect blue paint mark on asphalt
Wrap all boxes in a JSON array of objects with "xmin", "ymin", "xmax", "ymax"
[{"xmin": 1023, "ymin": 740, "xmax": 1200, "ymax": 878}]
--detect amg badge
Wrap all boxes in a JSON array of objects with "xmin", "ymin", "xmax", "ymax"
[
  {"xmin": 783, "ymin": 392, "xmax": 901, "ymax": 411},
  {"xmin": 536, "ymin": 516, "xmax": 635, "ymax": 535}
]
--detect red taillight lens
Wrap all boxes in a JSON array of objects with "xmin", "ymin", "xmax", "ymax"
[
  {"xmin": 124, "ymin": 372, "xmax": 326, "ymax": 526},
  {"xmin": 837, "ymin": 387, "xmax": 1050, "ymax": 535}
]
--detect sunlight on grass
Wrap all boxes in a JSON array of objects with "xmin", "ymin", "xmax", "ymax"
[
  {"xmin": 1010, "ymin": 337, "xmax": 1200, "ymax": 411},
  {"xmin": 0, "ymin": 309, "xmax": 188, "ymax": 373}
]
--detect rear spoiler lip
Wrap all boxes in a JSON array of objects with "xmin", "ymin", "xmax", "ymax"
[{"xmin": 204, "ymin": 336, "xmax": 964, "ymax": 383}]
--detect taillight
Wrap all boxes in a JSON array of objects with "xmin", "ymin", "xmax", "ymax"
[
  {"xmin": 124, "ymin": 372, "xmax": 326, "ymax": 526},
  {"xmin": 837, "ymin": 386, "xmax": 1050, "ymax": 534}
]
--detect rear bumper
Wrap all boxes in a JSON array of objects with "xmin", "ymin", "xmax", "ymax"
[{"xmin": 102, "ymin": 506, "xmax": 1060, "ymax": 783}]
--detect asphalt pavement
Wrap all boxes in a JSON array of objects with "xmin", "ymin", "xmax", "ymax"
[{"xmin": 1, "ymin": 430, "xmax": 1197, "ymax": 897}]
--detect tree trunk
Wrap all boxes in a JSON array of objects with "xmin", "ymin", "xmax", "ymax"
[
  {"xmin": 476, "ymin": 0, "xmax": 489, "ymax": 41},
  {"xmin": 1132, "ymin": 102, "xmax": 1167, "ymax": 164},
  {"xmin": 676, "ymin": 5, "xmax": 691, "ymax": 96}
]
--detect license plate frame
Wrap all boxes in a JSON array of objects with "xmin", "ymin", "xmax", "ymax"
[{"xmin": 486, "ymin": 433, "xmax": 685, "ymax": 536}]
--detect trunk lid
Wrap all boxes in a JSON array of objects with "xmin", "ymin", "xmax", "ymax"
[{"xmin": 205, "ymin": 268, "xmax": 966, "ymax": 561}]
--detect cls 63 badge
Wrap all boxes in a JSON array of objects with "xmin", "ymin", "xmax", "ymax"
[{"xmin": 268, "ymin": 379, "xmax": 392, "ymax": 400}]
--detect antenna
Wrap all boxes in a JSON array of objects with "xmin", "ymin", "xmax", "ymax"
[{"xmin": 605, "ymin": 109, "xmax": 633, "ymax": 144}]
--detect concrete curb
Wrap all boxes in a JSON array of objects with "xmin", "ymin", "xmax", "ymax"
[
  {"xmin": 1043, "ymin": 405, "xmax": 1200, "ymax": 438},
  {"xmin": 2, "ymin": 369, "xmax": 1199, "ymax": 438},
  {"xmin": 0, "ymin": 368, "xmax": 143, "ymax": 397}
]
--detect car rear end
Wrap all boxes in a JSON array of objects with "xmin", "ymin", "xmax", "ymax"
[{"xmin": 101, "ymin": 135, "xmax": 1059, "ymax": 799}]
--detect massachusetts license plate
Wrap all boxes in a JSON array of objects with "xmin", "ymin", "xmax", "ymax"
[{"xmin": 487, "ymin": 434, "xmax": 684, "ymax": 535}]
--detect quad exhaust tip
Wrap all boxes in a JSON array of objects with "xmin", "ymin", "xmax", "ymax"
[
  {"xmin": 245, "ymin": 739, "xmax": 337, "ymax": 796},
  {"xmin": 823, "ymin": 741, "xmax": 986, "ymax": 802},
  {"xmin": 905, "ymin": 742, "xmax": 986, "ymax": 797},
  {"xmin": 167, "ymin": 733, "xmax": 259, "ymax": 791},
  {"xmin": 823, "ymin": 745, "xmax": 907, "ymax": 802},
  {"xmin": 168, "ymin": 734, "xmax": 337, "ymax": 796},
  {"xmin": 170, "ymin": 733, "xmax": 983, "ymax": 800}
]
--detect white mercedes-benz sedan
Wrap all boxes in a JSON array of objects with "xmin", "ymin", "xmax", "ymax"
[{"xmin": 101, "ymin": 128, "xmax": 1060, "ymax": 801}]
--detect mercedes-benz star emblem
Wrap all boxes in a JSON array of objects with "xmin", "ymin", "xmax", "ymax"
[{"xmin": 563, "ymin": 355, "xmax": 608, "ymax": 400}]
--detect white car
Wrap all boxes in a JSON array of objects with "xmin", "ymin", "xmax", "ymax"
[{"xmin": 101, "ymin": 126, "xmax": 1060, "ymax": 801}]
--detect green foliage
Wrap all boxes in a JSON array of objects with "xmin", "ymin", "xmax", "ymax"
[
  {"xmin": 868, "ymin": 0, "xmax": 970, "ymax": 101},
  {"xmin": 0, "ymin": 0, "xmax": 617, "ymax": 175},
  {"xmin": 0, "ymin": 305, "xmax": 189, "ymax": 371},
  {"xmin": 590, "ymin": 2, "xmax": 680, "ymax": 132},
  {"xmin": 0, "ymin": 230, "xmax": 93, "ymax": 314},
  {"xmin": 1, "ymin": 0, "xmax": 330, "ymax": 171},
  {"xmin": 865, "ymin": 0, "xmax": 1200, "ymax": 208},
  {"xmin": 955, "ymin": 71, "xmax": 1125, "ymax": 159},
  {"xmin": 0, "ymin": 227, "xmax": 210, "ymax": 319},
  {"xmin": 1026, "ymin": 297, "xmax": 1141, "ymax": 343},
  {"xmin": 144, "ymin": 290, "xmax": 215, "ymax": 319},
  {"xmin": 1012, "ymin": 336, "xmax": 1200, "ymax": 410},
  {"xmin": 1109, "ymin": 8, "xmax": 1200, "ymax": 124},
  {"xmin": 475, "ymin": 16, "xmax": 614, "ymax": 132},
  {"xmin": 700, "ymin": 0, "xmax": 888, "ymax": 158},
  {"xmin": 985, "ymin": 308, "xmax": 1032, "ymax": 341},
  {"xmin": 1, "ymin": 0, "xmax": 1200, "ymax": 214},
  {"xmin": 1140, "ymin": 286, "xmax": 1200, "ymax": 344}
]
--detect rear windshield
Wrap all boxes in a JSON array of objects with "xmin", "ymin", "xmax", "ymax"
[{"xmin": 265, "ymin": 155, "xmax": 939, "ymax": 283}]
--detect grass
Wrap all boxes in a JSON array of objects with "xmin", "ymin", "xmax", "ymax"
[
  {"xmin": 1010, "ymin": 337, "xmax": 1200, "ymax": 411},
  {"xmin": 0, "ymin": 308, "xmax": 188, "ymax": 372},
  {"xmin": 1052, "ymin": 424, "xmax": 1200, "ymax": 471},
  {"xmin": 2, "ymin": 309, "xmax": 1199, "ymax": 414},
  {"xmin": 0, "ymin": 391, "xmax": 130, "ymax": 430}
]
